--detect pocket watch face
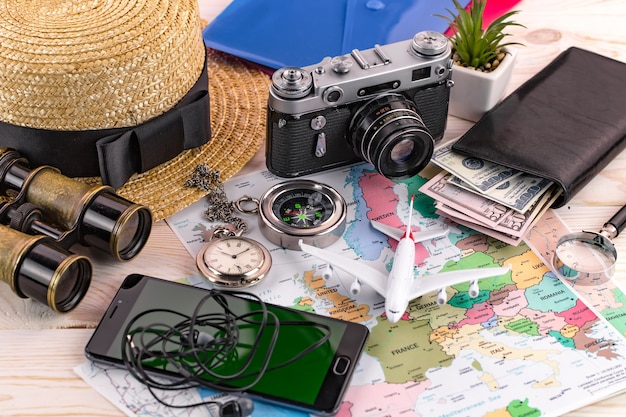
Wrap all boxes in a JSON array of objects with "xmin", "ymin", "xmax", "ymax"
[
  {"xmin": 203, "ymin": 236, "xmax": 264, "ymax": 273},
  {"xmin": 196, "ymin": 236, "xmax": 272, "ymax": 288}
]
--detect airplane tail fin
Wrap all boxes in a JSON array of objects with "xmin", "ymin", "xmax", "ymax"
[{"xmin": 404, "ymin": 194, "xmax": 415, "ymax": 241}]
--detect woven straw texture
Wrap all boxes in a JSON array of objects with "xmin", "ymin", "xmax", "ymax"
[
  {"xmin": 0, "ymin": 0, "xmax": 205, "ymax": 130},
  {"xmin": 0, "ymin": 0, "xmax": 271, "ymax": 221},
  {"xmin": 111, "ymin": 48, "xmax": 270, "ymax": 221}
]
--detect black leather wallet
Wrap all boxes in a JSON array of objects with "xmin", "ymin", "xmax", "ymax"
[{"xmin": 452, "ymin": 47, "xmax": 626, "ymax": 208}]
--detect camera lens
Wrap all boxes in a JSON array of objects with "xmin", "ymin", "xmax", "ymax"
[
  {"xmin": 349, "ymin": 94, "xmax": 434, "ymax": 179},
  {"xmin": 390, "ymin": 139, "xmax": 415, "ymax": 163}
]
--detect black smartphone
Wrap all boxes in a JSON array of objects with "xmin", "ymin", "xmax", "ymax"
[{"xmin": 85, "ymin": 274, "xmax": 369, "ymax": 415}]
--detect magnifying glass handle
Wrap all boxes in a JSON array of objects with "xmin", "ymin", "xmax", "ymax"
[{"xmin": 601, "ymin": 204, "xmax": 626, "ymax": 240}]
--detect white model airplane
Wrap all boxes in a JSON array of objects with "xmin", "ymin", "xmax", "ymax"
[{"xmin": 299, "ymin": 195, "xmax": 511, "ymax": 323}]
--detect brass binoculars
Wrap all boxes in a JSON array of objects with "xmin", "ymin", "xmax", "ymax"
[{"xmin": 0, "ymin": 148, "xmax": 152, "ymax": 312}]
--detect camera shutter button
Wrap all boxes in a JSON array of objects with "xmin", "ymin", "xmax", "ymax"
[{"xmin": 412, "ymin": 31, "xmax": 449, "ymax": 56}]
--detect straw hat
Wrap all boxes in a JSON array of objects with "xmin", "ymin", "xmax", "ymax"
[{"xmin": 0, "ymin": 0, "xmax": 270, "ymax": 221}]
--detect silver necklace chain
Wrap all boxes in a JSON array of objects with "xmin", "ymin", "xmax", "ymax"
[{"xmin": 184, "ymin": 164, "xmax": 248, "ymax": 237}]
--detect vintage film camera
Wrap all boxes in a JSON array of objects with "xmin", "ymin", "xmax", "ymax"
[
  {"xmin": 266, "ymin": 31, "xmax": 453, "ymax": 179},
  {"xmin": 0, "ymin": 148, "xmax": 152, "ymax": 312}
]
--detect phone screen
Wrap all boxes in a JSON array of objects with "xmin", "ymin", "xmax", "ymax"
[{"xmin": 85, "ymin": 274, "xmax": 369, "ymax": 415}]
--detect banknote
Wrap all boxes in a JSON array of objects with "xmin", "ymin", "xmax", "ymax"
[
  {"xmin": 421, "ymin": 169, "xmax": 561, "ymax": 243},
  {"xmin": 431, "ymin": 143, "xmax": 521, "ymax": 192},
  {"xmin": 448, "ymin": 174, "xmax": 554, "ymax": 213},
  {"xmin": 419, "ymin": 171, "xmax": 511, "ymax": 228},
  {"xmin": 435, "ymin": 204, "xmax": 523, "ymax": 246},
  {"xmin": 437, "ymin": 188, "xmax": 560, "ymax": 240},
  {"xmin": 498, "ymin": 189, "xmax": 560, "ymax": 235}
]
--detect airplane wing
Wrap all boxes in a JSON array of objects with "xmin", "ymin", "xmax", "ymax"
[
  {"xmin": 299, "ymin": 241, "xmax": 389, "ymax": 296},
  {"xmin": 371, "ymin": 220, "xmax": 449, "ymax": 243},
  {"xmin": 408, "ymin": 265, "xmax": 512, "ymax": 301},
  {"xmin": 300, "ymin": 240, "xmax": 512, "ymax": 302}
]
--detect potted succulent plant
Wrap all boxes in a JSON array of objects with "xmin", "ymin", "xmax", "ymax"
[{"xmin": 437, "ymin": 0, "xmax": 525, "ymax": 121}]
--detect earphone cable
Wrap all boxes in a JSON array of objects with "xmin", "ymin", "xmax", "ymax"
[{"xmin": 121, "ymin": 288, "xmax": 332, "ymax": 409}]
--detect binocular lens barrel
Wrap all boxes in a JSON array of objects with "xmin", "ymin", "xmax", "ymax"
[
  {"xmin": 82, "ymin": 192, "xmax": 152, "ymax": 261},
  {"xmin": 19, "ymin": 240, "xmax": 92, "ymax": 312},
  {"xmin": 0, "ymin": 148, "xmax": 150, "ymax": 312},
  {"xmin": 1, "ymin": 227, "xmax": 92, "ymax": 313},
  {"xmin": 5, "ymin": 164, "xmax": 152, "ymax": 262}
]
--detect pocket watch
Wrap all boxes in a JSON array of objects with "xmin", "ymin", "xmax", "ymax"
[{"xmin": 196, "ymin": 228, "xmax": 272, "ymax": 288}]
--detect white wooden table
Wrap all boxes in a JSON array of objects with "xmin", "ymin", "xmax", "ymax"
[{"xmin": 1, "ymin": 1, "xmax": 626, "ymax": 415}]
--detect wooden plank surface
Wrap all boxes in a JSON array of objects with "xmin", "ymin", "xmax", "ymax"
[{"xmin": 2, "ymin": 0, "xmax": 626, "ymax": 415}]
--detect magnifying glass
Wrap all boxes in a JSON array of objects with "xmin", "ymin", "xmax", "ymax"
[{"xmin": 552, "ymin": 204, "xmax": 626, "ymax": 285}]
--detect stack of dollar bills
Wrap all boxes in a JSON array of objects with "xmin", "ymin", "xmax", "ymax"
[{"xmin": 419, "ymin": 143, "xmax": 562, "ymax": 246}]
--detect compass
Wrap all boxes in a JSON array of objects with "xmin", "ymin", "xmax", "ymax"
[{"xmin": 256, "ymin": 180, "xmax": 347, "ymax": 250}]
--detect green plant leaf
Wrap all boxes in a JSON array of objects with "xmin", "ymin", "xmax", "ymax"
[{"xmin": 437, "ymin": 0, "xmax": 525, "ymax": 70}]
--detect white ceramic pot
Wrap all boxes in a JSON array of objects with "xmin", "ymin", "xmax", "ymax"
[{"xmin": 448, "ymin": 47, "xmax": 517, "ymax": 122}]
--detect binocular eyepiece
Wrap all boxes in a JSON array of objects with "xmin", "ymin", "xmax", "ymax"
[{"xmin": 0, "ymin": 147, "xmax": 153, "ymax": 312}]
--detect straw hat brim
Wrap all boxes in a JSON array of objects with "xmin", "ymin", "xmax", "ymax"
[
  {"xmin": 0, "ymin": 0, "xmax": 271, "ymax": 222},
  {"xmin": 80, "ymin": 49, "xmax": 271, "ymax": 222}
]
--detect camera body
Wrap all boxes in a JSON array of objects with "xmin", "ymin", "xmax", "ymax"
[{"xmin": 266, "ymin": 31, "xmax": 453, "ymax": 179}]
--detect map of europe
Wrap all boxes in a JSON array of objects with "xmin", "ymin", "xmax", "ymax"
[{"xmin": 91, "ymin": 162, "xmax": 626, "ymax": 417}]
